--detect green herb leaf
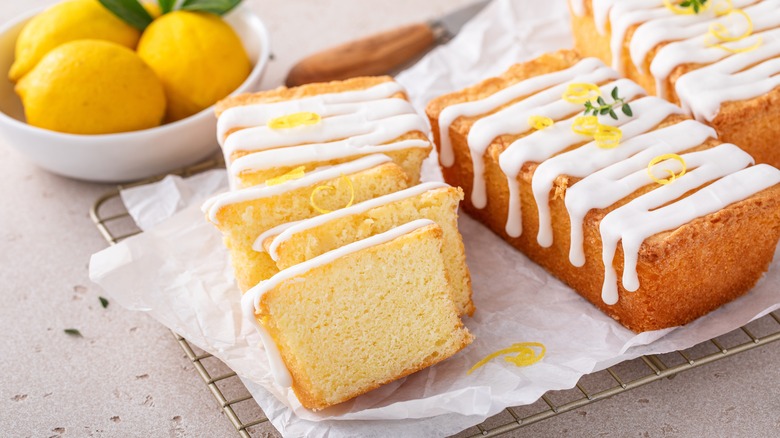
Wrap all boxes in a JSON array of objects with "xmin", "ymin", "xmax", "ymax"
[
  {"xmin": 158, "ymin": 0, "xmax": 176, "ymax": 14},
  {"xmin": 64, "ymin": 328, "xmax": 83, "ymax": 337},
  {"xmin": 609, "ymin": 109, "xmax": 618, "ymax": 120},
  {"xmin": 611, "ymin": 87, "xmax": 619, "ymax": 100},
  {"xmin": 99, "ymin": 0, "xmax": 154, "ymax": 30},
  {"xmin": 622, "ymin": 104, "xmax": 633, "ymax": 117},
  {"xmin": 179, "ymin": 0, "xmax": 242, "ymax": 15},
  {"xmin": 600, "ymin": 107, "xmax": 609, "ymax": 115},
  {"xmin": 99, "ymin": 296, "xmax": 110, "ymax": 309},
  {"xmin": 582, "ymin": 86, "xmax": 635, "ymax": 120},
  {"xmin": 596, "ymin": 96, "xmax": 606, "ymax": 106}
]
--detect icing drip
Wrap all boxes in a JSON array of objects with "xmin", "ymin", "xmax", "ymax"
[
  {"xmin": 565, "ymin": 120, "xmax": 717, "ymax": 267},
  {"xmin": 436, "ymin": 58, "xmax": 607, "ymax": 168},
  {"xmin": 652, "ymin": 24, "xmax": 780, "ymax": 99},
  {"xmin": 242, "ymin": 219, "xmax": 436, "ymax": 386},
  {"xmin": 222, "ymin": 98, "xmax": 419, "ymax": 157},
  {"xmin": 531, "ymin": 96, "xmax": 682, "ymax": 247},
  {"xmin": 599, "ymin": 157, "xmax": 777, "ymax": 306},
  {"xmin": 240, "ymin": 294, "xmax": 293, "ymax": 387},
  {"xmin": 265, "ymin": 182, "xmax": 449, "ymax": 260},
  {"xmin": 466, "ymin": 65, "xmax": 619, "ymax": 209},
  {"xmin": 676, "ymin": 33, "xmax": 780, "ymax": 122},
  {"xmin": 230, "ymin": 134, "xmax": 429, "ymax": 178},
  {"xmin": 201, "ymin": 154, "xmax": 392, "ymax": 223},
  {"xmin": 252, "ymin": 220, "xmax": 303, "ymax": 252},
  {"xmin": 217, "ymin": 81, "xmax": 403, "ymax": 145},
  {"xmin": 498, "ymin": 78, "xmax": 646, "ymax": 237}
]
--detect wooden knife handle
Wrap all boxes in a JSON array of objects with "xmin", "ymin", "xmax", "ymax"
[{"xmin": 285, "ymin": 23, "xmax": 436, "ymax": 87}]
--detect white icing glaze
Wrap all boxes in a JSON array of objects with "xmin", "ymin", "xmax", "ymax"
[
  {"xmin": 230, "ymin": 137, "xmax": 430, "ymax": 178},
  {"xmin": 217, "ymin": 81, "xmax": 403, "ymax": 145},
  {"xmin": 242, "ymin": 219, "xmax": 437, "ymax": 387},
  {"xmin": 650, "ymin": 3, "xmax": 780, "ymax": 99},
  {"xmin": 676, "ymin": 33, "xmax": 780, "ymax": 122},
  {"xmin": 436, "ymin": 58, "xmax": 607, "ymax": 168},
  {"xmin": 565, "ymin": 120, "xmax": 717, "ymax": 267},
  {"xmin": 532, "ymin": 96, "xmax": 683, "ymax": 247},
  {"xmin": 265, "ymin": 182, "xmax": 449, "ymax": 260},
  {"xmin": 222, "ymin": 99, "xmax": 419, "ymax": 156},
  {"xmin": 466, "ymin": 63, "xmax": 620, "ymax": 209},
  {"xmin": 498, "ymin": 78, "xmax": 646, "ymax": 237},
  {"xmin": 201, "ymin": 154, "xmax": 392, "ymax": 224},
  {"xmin": 599, "ymin": 157, "xmax": 778, "ymax": 306},
  {"xmin": 569, "ymin": 0, "xmax": 585, "ymax": 17},
  {"xmin": 252, "ymin": 220, "xmax": 303, "ymax": 253}
]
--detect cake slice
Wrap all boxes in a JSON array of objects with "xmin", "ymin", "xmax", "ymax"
[
  {"xmin": 258, "ymin": 182, "xmax": 475, "ymax": 316},
  {"xmin": 569, "ymin": 0, "xmax": 780, "ymax": 167},
  {"xmin": 216, "ymin": 76, "xmax": 433, "ymax": 188},
  {"xmin": 203, "ymin": 154, "xmax": 411, "ymax": 291},
  {"xmin": 242, "ymin": 220, "xmax": 473, "ymax": 410},
  {"xmin": 426, "ymin": 51, "xmax": 780, "ymax": 332}
]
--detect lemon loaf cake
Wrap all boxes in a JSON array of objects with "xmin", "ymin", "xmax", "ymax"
[
  {"xmin": 257, "ymin": 182, "xmax": 475, "ymax": 316},
  {"xmin": 569, "ymin": 0, "xmax": 780, "ymax": 167},
  {"xmin": 215, "ymin": 76, "xmax": 433, "ymax": 188},
  {"xmin": 426, "ymin": 51, "xmax": 780, "ymax": 332},
  {"xmin": 241, "ymin": 220, "xmax": 473, "ymax": 410},
  {"xmin": 203, "ymin": 154, "xmax": 411, "ymax": 292}
]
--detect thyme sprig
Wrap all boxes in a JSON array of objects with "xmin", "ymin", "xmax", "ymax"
[
  {"xmin": 680, "ymin": 0, "xmax": 708, "ymax": 13},
  {"xmin": 583, "ymin": 86, "xmax": 633, "ymax": 120}
]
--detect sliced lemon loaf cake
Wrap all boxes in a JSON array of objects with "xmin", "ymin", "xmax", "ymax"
[
  {"xmin": 241, "ymin": 220, "xmax": 473, "ymax": 411},
  {"xmin": 569, "ymin": 0, "xmax": 780, "ymax": 167},
  {"xmin": 203, "ymin": 154, "xmax": 411, "ymax": 292},
  {"xmin": 216, "ymin": 76, "xmax": 433, "ymax": 188},
  {"xmin": 426, "ymin": 50, "xmax": 780, "ymax": 332},
  {"xmin": 256, "ymin": 182, "xmax": 474, "ymax": 316}
]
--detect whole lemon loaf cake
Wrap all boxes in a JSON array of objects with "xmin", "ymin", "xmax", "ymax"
[
  {"xmin": 258, "ymin": 182, "xmax": 474, "ymax": 316},
  {"xmin": 203, "ymin": 154, "xmax": 411, "ymax": 291},
  {"xmin": 242, "ymin": 220, "xmax": 473, "ymax": 411},
  {"xmin": 215, "ymin": 76, "xmax": 433, "ymax": 188},
  {"xmin": 426, "ymin": 50, "xmax": 780, "ymax": 332},
  {"xmin": 569, "ymin": 0, "xmax": 780, "ymax": 167}
]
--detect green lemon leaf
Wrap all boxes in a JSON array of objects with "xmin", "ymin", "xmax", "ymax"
[
  {"xmin": 99, "ymin": 0, "xmax": 154, "ymax": 30},
  {"xmin": 158, "ymin": 0, "xmax": 176, "ymax": 14},
  {"xmin": 179, "ymin": 0, "xmax": 242, "ymax": 15},
  {"xmin": 64, "ymin": 328, "xmax": 83, "ymax": 337}
]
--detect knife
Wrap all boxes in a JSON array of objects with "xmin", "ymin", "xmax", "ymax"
[{"xmin": 284, "ymin": 0, "xmax": 490, "ymax": 87}]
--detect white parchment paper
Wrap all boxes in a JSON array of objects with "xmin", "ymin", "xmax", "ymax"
[{"xmin": 89, "ymin": 1, "xmax": 780, "ymax": 437}]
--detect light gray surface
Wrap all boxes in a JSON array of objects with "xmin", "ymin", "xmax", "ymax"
[{"xmin": 1, "ymin": 1, "xmax": 778, "ymax": 437}]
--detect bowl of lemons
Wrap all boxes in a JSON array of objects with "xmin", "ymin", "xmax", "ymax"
[{"xmin": 0, "ymin": 0, "xmax": 270, "ymax": 182}]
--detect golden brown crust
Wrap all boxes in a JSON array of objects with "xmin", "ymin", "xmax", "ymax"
[
  {"xmin": 570, "ymin": 1, "xmax": 780, "ymax": 167},
  {"xmin": 426, "ymin": 51, "xmax": 780, "ymax": 332}
]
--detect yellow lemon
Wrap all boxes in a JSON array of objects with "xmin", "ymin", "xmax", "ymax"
[
  {"xmin": 137, "ymin": 11, "xmax": 251, "ymax": 122},
  {"xmin": 16, "ymin": 40, "xmax": 166, "ymax": 135},
  {"xmin": 9, "ymin": 0, "xmax": 141, "ymax": 83}
]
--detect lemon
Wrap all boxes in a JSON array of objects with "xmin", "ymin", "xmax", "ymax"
[
  {"xmin": 137, "ymin": 11, "xmax": 251, "ymax": 122},
  {"xmin": 16, "ymin": 40, "xmax": 166, "ymax": 135},
  {"xmin": 9, "ymin": 0, "xmax": 141, "ymax": 83}
]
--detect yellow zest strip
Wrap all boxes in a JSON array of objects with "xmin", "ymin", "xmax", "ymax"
[
  {"xmin": 662, "ymin": 0, "xmax": 709, "ymax": 15},
  {"xmin": 468, "ymin": 342, "xmax": 546, "ymax": 375},
  {"xmin": 562, "ymin": 83, "xmax": 601, "ymax": 104},
  {"xmin": 309, "ymin": 175, "xmax": 355, "ymax": 214},
  {"xmin": 268, "ymin": 112, "xmax": 321, "ymax": 130},
  {"xmin": 707, "ymin": 35, "xmax": 762, "ymax": 53},
  {"xmin": 647, "ymin": 153, "xmax": 687, "ymax": 185},
  {"xmin": 528, "ymin": 115, "xmax": 554, "ymax": 130},
  {"xmin": 265, "ymin": 166, "xmax": 306, "ymax": 186},
  {"xmin": 571, "ymin": 116, "xmax": 600, "ymax": 136},
  {"xmin": 708, "ymin": 8, "xmax": 753, "ymax": 42},
  {"xmin": 593, "ymin": 124, "xmax": 623, "ymax": 149}
]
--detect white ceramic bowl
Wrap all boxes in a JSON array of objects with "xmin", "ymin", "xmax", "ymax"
[{"xmin": 0, "ymin": 7, "xmax": 271, "ymax": 183}]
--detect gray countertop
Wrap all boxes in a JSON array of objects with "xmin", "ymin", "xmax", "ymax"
[{"xmin": 2, "ymin": 1, "xmax": 779, "ymax": 437}]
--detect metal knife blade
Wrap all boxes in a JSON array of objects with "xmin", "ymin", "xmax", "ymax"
[{"xmin": 429, "ymin": 0, "xmax": 491, "ymax": 43}]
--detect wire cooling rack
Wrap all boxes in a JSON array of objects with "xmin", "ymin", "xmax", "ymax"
[{"xmin": 90, "ymin": 157, "xmax": 780, "ymax": 438}]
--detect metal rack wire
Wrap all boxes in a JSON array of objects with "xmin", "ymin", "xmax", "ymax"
[{"xmin": 90, "ymin": 158, "xmax": 780, "ymax": 438}]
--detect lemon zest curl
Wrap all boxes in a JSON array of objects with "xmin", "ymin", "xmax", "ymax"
[
  {"xmin": 309, "ymin": 175, "xmax": 355, "ymax": 214},
  {"xmin": 468, "ymin": 342, "xmax": 546, "ymax": 375}
]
